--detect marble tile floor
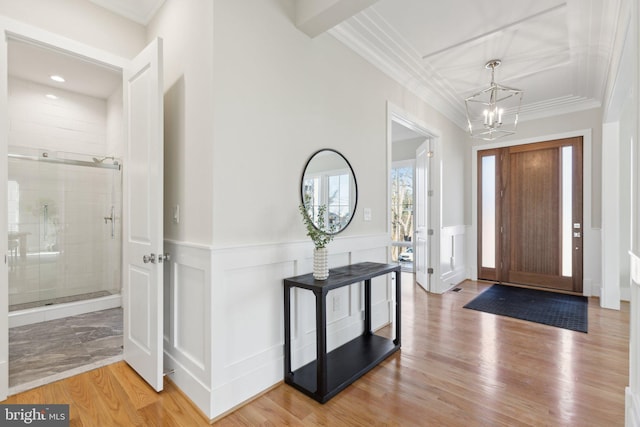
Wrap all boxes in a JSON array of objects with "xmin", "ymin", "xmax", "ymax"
[{"xmin": 9, "ymin": 307, "xmax": 123, "ymax": 394}]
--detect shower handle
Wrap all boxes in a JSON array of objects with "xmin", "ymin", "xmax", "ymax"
[{"xmin": 104, "ymin": 206, "xmax": 115, "ymax": 238}]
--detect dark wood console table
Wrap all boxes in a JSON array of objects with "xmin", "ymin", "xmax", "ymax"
[{"xmin": 283, "ymin": 262, "xmax": 401, "ymax": 403}]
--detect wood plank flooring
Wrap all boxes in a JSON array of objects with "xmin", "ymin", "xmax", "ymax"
[{"xmin": 4, "ymin": 275, "xmax": 630, "ymax": 426}]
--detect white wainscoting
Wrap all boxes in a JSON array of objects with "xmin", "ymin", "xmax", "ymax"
[
  {"xmin": 209, "ymin": 233, "xmax": 391, "ymax": 419},
  {"xmin": 438, "ymin": 225, "xmax": 467, "ymax": 292},
  {"xmin": 163, "ymin": 240, "xmax": 213, "ymax": 417},
  {"xmin": 627, "ymin": 251, "xmax": 640, "ymax": 427},
  {"xmin": 163, "ymin": 234, "xmax": 393, "ymax": 420}
]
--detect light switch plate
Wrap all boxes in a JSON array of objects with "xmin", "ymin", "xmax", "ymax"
[
  {"xmin": 173, "ymin": 205, "xmax": 180, "ymax": 224},
  {"xmin": 363, "ymin": 208, "xmax": 372, "ymax": 221}
]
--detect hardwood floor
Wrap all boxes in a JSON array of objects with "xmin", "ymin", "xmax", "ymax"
[{"xmin": 4, "ymin": 274, "xmax": 630, "ymax": 426}]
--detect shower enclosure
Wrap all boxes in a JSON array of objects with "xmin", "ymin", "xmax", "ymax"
[{"xmin": 7, "ymin": 148, "xmax": 122, "ymax": 314}]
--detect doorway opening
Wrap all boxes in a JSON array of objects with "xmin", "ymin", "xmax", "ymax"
[
  {"xmin": 477, "ymin": 137, "xmax": 584, "ymax": 293},
  {"xmin": 390, "ymin": 121, "xmax": 426, "ymax": 273},
  {"xmin": 388, "ymin": 109, "xmax": 438, "ymax": 293},
  {"xmin": 6, "ymin": 37, "xmax": 125, "ymax": 392}
]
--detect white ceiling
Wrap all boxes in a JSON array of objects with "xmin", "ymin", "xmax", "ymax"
[
  {"xmin": 329, "ymin": 0, "xmax": 622, "ymax": 129},
  {"xmin": 89, "ymin": 0, "xmax": 165, "ymax": 25},
  {"xmin": 8, "ymin": 39, "xmax": 122, "ymax": 100}
]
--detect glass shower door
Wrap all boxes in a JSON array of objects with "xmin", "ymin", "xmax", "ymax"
[{"xmin": 8, "ymin": 150, "xmax": 121, "ymax": 310}]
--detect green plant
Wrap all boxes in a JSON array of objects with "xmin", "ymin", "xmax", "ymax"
[{"xmin": 299, "ymin": 204, "xmax": 336, "ymax": 249}]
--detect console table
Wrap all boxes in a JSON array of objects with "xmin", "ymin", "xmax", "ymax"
[{"xmin": 283, "ymin": 262, "xmax": 401, "ymax": 403}]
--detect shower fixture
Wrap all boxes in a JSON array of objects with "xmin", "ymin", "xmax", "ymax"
[{"xmin": 92, "ymin": 156, "xmax": 119, "ymax": 166}]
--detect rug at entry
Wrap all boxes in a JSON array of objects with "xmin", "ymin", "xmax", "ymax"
[{"xmin": 463, "ymin": 284, "xmax": 587, "ymax": 333}]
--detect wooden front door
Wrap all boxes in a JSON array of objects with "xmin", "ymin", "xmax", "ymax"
[{"xmin": 478, "ymin": 137, "xmax": 583, "ymax": 293}]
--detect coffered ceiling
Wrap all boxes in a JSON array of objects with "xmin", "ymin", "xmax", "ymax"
[{"xmin": 328, "ymin": 0, "xmax": 624, "ymax": 128}]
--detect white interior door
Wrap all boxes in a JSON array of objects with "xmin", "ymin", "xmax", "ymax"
[
  {"xmin": 122, "ymin": 38, "xmax": 164, "ymax": 392},
  {"xmin": 415, "ymin": 141, "xmax": 430, "ymax": 291}
]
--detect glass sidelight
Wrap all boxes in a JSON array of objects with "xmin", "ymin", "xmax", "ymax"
[
  {"xmin": 481, "ymin": 155, "xmax": 496, "ymax": 269},
  {"xmin": 561, "ymin": 146, "xmax": 573, "ymax": 277}
]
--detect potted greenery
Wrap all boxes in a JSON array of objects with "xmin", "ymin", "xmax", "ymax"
[{"xmin": 299, "ymin": 203, "xmax": 335, "ymax": 280}]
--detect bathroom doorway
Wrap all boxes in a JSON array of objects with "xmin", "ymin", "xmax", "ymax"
[
  {"xmin": 5, "ymin": 36, "xmax": 125, "ymax": 392},
  {"xmin": 0, "ymin": 21, "xmax": 166, "ymax": 399}
]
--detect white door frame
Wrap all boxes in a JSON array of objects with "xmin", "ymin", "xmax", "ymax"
[
  {"xmin": 414, "ymin": 141, "xmax": 431, "ymax": 291},
  {"xmin": 0, "ymin": 17, "xmax": 141, "ymax": 400},
  {"xmin": 386, "ymin": 102, "xmax": 442, "ymax": 292}
]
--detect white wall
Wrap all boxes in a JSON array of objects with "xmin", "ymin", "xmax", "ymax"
[
  {"xmin": 211, "ymin": 0, "xmax": 467, "ymax": 247},
  {"xmin": 147, "ymin": 0, "xmax": 214, "ymax": 246},
  {"xmin": 201, "ymin": 0, "xmax": 468, "ymax": 418}
]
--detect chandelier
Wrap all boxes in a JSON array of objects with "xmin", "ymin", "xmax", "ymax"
[{"xmin": 464, "ymin": 59, "xmax": 523, "ymax": 141}]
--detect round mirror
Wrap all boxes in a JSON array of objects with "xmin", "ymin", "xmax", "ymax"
[{"xmin": 301, "ymin": 149, "xmax": 358, "ymax": 235}]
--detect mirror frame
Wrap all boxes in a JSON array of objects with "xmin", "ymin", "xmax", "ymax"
[{"xmin": 300, "ymin": 148, "xmax": 358, "ymax": 235}]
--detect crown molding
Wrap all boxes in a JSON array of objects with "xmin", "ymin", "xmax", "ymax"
[
  {"xmin": 329, "ymin": 13, "xmax": 469, "ymax": 129},
  {"xmin": 518, "ymin": 96, "xmax": 601, "ymax": 123}
]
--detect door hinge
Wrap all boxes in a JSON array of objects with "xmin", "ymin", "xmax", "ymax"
[
  {"xmin": 428, "ymin": 190, "xmax": 434, "ymax": 197},
  {"xmin": 427, "ymin": 267, "xmax": 434, "ymax": 274},
  {"xmin": 427, "ymin": 229, "xmax": 434, "ymax": 236}
]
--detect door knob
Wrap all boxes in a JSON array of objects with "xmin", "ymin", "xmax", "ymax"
[
  {"xmin": 158, "ymin": 253, "xmax": 171, "ymax": 263},
  {"xmin": 143, "ymin": 253, "xmax": 156, "ymax": 264}
]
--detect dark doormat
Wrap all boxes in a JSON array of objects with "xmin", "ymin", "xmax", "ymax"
[{"xmin": 463, "ymin": 284, "xmax": 588, "ymax": 333}]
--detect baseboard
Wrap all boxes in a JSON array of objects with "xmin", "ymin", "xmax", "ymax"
[
  {"xmin": 163, "ymin": 351, "xmax": 212, "ymax": 419},
  {"xmin": 211, "ymin": 357, "xmax": 283, "ymax": 419},
  {"xmin": 440, "ymin": 269, "xmax": 466, "ymax": 292},
  {"xmin": 626, "ymin": 387, "xmax": 640, "ymax": 427}
]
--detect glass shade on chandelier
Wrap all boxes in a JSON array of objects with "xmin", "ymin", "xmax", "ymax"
[{"xmin": 465, "ymin": 59, "xmax": 523, "ymax": 141}]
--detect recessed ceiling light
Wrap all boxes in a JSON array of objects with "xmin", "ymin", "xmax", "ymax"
[
  {"xmin": 45, "ymin": 94, "xmax": 58, "ymax": 100},
  {"xmin": 50, "ymin": 75, "xmax": 65, "ymax": 83}
]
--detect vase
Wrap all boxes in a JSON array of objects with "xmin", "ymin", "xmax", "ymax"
[{"xmin": 313, "ymin": 247, "xmax": 329, "ymax": 280}]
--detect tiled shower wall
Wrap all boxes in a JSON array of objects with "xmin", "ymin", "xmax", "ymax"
[{"xmin": 7, "ymin": 75, "xmax": 123, "ymax": 307}]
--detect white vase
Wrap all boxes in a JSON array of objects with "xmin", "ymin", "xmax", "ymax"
[{"xmin": 313, "ymin": 247, "xmax": 329, "ymax": 280}]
